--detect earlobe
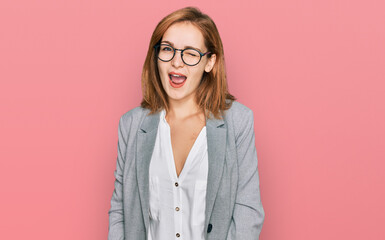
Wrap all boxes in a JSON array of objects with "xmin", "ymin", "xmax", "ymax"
[
  {"xmin": 205, "ymin": 54, "xmax": 216, "ymax": 73},
  {"xmin": 205, "ymin": 65, "xmax": 213, "ymax": 73}
]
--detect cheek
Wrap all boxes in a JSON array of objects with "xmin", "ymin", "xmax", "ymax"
[
  {"xmin": 157, "ymin": 65, "xmax": 167, "ymax": 82},
  {"xmin": 189, "ymin": 69, "xmax": 205, "ymax": 83},
  {"xmin": 157, "ymin": 61, "xmax": 167, "ymax": 73}
]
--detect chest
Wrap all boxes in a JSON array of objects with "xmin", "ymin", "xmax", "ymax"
[
  {"xmin": 149, "ymin": 110, "xmax": 208, "ymax": 181},
  {"xmin": 169, "ymin": 122, "xmax": 206, "ymax": 177}
]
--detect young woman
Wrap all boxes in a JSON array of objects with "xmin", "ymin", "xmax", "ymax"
[{"xmin": 108, "ymin": 6, "xmax": 265, "ymax": 240}]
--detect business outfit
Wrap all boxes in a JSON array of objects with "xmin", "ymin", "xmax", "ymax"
[
  {"xmin": 108, "ymin": 100, "xmax": 265, "ymax": 240},
  {"xmin": 148, "ymin": 108, "xmax": 208, "ymax": 240}
]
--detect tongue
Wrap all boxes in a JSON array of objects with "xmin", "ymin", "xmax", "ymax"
[{"xmin": 171, "ymin": 75, "xmax": 186, "ymax": 84}]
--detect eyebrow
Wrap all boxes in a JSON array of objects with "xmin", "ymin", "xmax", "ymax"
[{"xmin": 161, "ymin": 40, "xmax": 203, "ymax": 52}]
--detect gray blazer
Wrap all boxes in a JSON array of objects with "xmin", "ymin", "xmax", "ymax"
[{"xmin": 108, "ymin": 101, "xmax": 265, "ymax": 240}]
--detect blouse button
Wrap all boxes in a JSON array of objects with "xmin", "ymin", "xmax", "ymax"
[
  {"xmin": 176, "ymin": 233, "xmax": 180, "ymax": 237},
  {"xmin": 175, "ymin": 207, "xmax": 180, "ymax": 211},
  {"xmin": 175, "ymin": 182, "xmax": 179, "ymax": 187}
]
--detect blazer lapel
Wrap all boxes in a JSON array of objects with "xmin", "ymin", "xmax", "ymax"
[
  {"xmin": 204, "ymin": 112, "xmax": 227, "ymax": 228},
  {"xmin": 136, "ymin": 109, "xmax": 160, "ymax": 231}
]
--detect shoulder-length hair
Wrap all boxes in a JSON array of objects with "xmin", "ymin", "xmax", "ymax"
[{"xmin": 140, "ymin": 6, "xmax": 236, "ymax": 119}]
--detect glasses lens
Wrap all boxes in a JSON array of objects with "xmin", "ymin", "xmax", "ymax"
[
  {"xmin": 157, "ymin": 44, "xmax": 174, "ymax": 61},
  {"xmin": 182, "ymin": 49, "xmax": 201, "ymax": 65},
  {"xmin": 156, "ymin": 44, "xmax": 201, "ymax": 66}
]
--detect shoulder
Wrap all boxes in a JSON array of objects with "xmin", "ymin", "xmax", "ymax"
[
  {"xmin": 118, "ymin": 106, "xmax": 149, "ymax": 130},
  {"xmin": 225, "ymin": 100, "xmax": 254, "ymax": 125},
  {"xmin": 224, "ymin": 100, "xmax": 255, "ymax": 140},
  {"xmin": 226, "ymin": 100, "xmax": 254, "ymax": 117},
  {"xmin": 120, "ymin": 106, "xmax": 147, "ymax": 121}
]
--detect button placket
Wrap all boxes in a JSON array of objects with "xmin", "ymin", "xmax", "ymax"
[
  {"xmin": 174, "ymin": 180, "xmax": 182, "ymax": 239},
  {"xmin": 175, "ymin": 182, "xmax": 180, "ymax": 212}
]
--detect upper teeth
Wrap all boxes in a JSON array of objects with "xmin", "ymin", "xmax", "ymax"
[{"xmin": 171, "ymin": 74, "xmax": 183, "ymax": 77}]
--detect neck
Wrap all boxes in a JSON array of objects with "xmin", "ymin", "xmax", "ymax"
[{"xmin": 166, "ymin": 95, "xmax": 204, "ymax": 121}]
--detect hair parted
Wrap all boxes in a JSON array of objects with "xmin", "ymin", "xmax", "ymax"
[{"xmin": 140, "ymin": 6, "xmax": 236, "ymax": 119}]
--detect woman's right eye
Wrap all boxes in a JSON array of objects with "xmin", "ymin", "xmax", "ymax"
[{"xmin": 162, "ymin": 46, "xmax": 172, "ymax": 51}]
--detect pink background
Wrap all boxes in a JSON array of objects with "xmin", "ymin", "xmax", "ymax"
[{"xmin": 1, "ymin": 0, "xmax": 384, "ymax": 239}]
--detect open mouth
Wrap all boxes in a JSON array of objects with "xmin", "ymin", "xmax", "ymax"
[{"xmin": 168, "ymin": 73, "xmax": 187, "ymax": 87}]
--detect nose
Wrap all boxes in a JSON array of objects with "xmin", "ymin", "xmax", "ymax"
[{"xmin": 171, "ymin": 49, "xmax": 184, "ymax": 68}]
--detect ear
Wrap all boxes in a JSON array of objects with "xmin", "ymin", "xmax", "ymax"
[{"xmin": 204, "ymin": 54, "xmax": 216, "ymax": 73}]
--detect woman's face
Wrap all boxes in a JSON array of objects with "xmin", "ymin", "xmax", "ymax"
[{"xmin": 157, "ymin": 21, "xmax": 216, "ymax": 104}]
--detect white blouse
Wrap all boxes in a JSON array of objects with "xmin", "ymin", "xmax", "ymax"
[{"xmin": 147, "ymin": 109, "xmax": 208, "ymax": 240}]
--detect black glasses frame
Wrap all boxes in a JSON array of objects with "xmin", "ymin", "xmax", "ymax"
[{"xmin": 154, "ymin": 43, "xmax": 211, "ymax": 66}]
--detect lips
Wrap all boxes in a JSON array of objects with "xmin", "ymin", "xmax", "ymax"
[
  {"xmin": 168, "ymin": 72, "xmax": 187, "ymax": 88},
  {"xmin": 169, "ymin": 71, "xmax": 186, "ymax": 78}
]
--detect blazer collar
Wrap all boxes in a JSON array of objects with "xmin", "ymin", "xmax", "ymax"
[{"xmin": 136, "ymin": 108, "xmax": 227, "ymax": 232}]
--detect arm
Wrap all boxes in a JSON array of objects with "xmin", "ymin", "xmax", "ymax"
[
  {"xmin": 108, "ymin": 115, "xmax": 130, "ymax": 240},
  {"xmin": 227, "ymin": 109, "xmax": 265, "ymax": 240}
]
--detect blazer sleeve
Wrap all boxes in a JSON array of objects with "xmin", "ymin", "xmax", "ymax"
[
  {"xmin": 226, "ymin": 109, "xmax": 265, "ymax": 240},
  {"xmin": 108, "ymin": 114, "xmax": 131, "ymax": 240}
]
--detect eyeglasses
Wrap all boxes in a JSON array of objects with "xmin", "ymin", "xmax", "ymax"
[{"xmin": 154, "ymin": 43, "xmax": 211, "ymax": 66}]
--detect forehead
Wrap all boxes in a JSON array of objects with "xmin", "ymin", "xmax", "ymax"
[{"xmin": 161, "ymin": 22, "xmax": 205, "ymax": 49}]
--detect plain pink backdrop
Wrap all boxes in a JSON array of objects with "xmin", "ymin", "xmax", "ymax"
[{"xmin": 1, "ymin": 0, "xmax": 384, "ymax": 239}]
